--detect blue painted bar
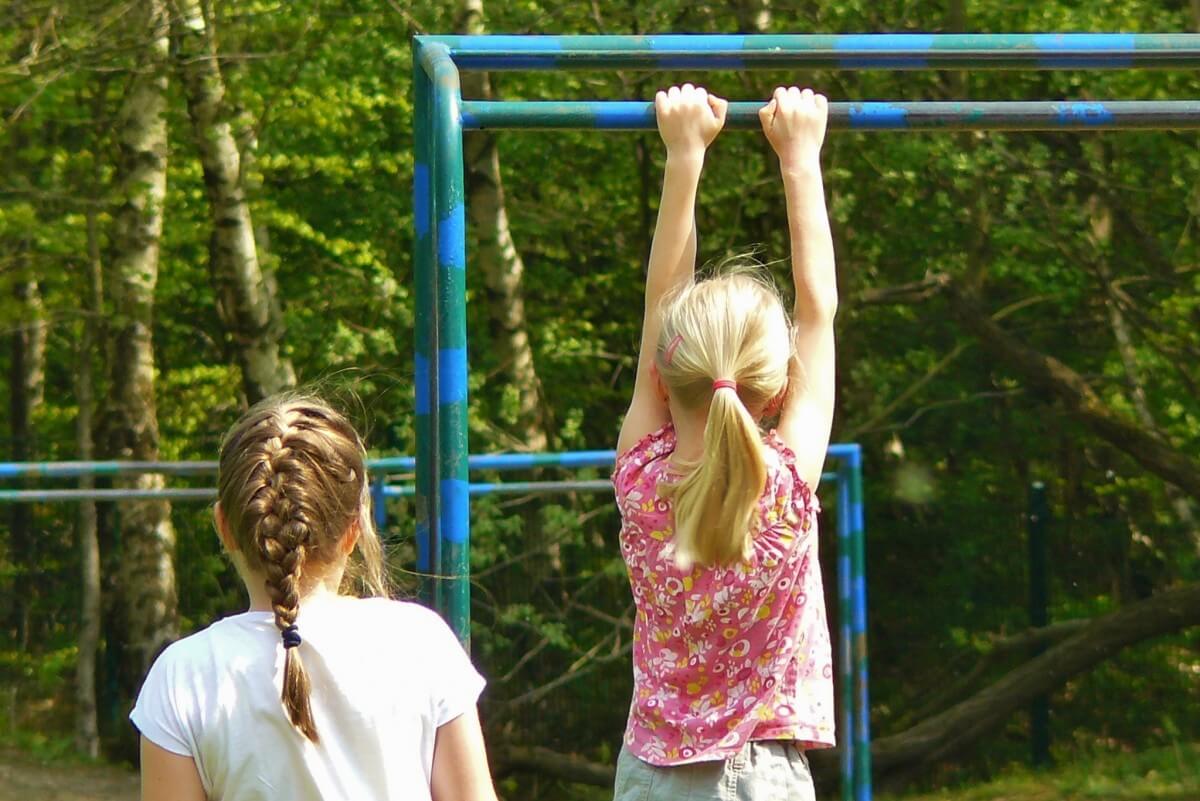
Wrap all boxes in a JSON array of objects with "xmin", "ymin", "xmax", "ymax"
[
  {"xmin": 0, "ymin": 460, "xmax": 218, "ymax": 478},
  {"xmin": 0, "ymin": 488, "xmax": 217, "ymax": 502},
  {"xmin": 461, "ymin": 100, "xmax": 1200, "ymax": 132},
  {"xmin": 0, "ymin": 455, "xmax": 844, "ymax": 481},
  {"xmin": 383, "ymin": 478, "xmax": 618, "ymax": 498},
  {"xmin": 413, "ymin": 42, "xmax": 438, "ymax": 607},
  {"xmin": 422, "ymin": 33, "xmax": 1200, "ymax": 71},
  {"xmin": 846, "ymin": 446, "xmax": 871, "ymax": 801},
  {"xmin": 837, "ymin": 462, "xmax": 854, "ymax": 801},
  {"xmin": 421, "ymin": 41, "xmax": 472, "ymax": 645}
]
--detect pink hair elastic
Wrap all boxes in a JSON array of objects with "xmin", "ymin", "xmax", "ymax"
[
  {"xmin": 663, "ymin": 333, "xmax": 684, "ymax": 366},
  {"xmin": 712, "ymin": 379, "xmax": 738, "ymax": 392}
]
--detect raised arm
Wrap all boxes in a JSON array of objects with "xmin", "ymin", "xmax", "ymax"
[
  {"xmin": 617, "ymin": 84, "xmax": 727, "ymax": 455},
  {"xmin": 759, "ymin": 87, "xmax": 838, "ymax": 489}
]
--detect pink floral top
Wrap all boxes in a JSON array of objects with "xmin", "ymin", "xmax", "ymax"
[{"xmin": 613, "ymin": 423, "xmax": 835, "ymax": 766}]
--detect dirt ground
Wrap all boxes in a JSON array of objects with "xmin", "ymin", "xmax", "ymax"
[{"xmin": 0, "ymin": 748, "xmax": 138, "ymax": 801}]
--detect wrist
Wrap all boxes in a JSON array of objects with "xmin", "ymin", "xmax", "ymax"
[
  {"xmin": 665, "ymin": 148, "xmax": 706, "ymax": 168},
  {"xmin": 778, "ymin": 152, "xmax": 821, "ymax": 176}
]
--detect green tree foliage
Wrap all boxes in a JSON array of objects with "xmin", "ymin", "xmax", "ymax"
[{"xmin": 2, "ymin": 0, "xmax": 1199, "ymax": 796}]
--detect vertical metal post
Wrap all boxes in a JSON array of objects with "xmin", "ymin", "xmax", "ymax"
[
  {"xmin": 422, "ymin": 43, "xmax": 472, "ymax": 646},
  {"xmin": 848, "ymin": 447, "xmax": 872, "ymax": 801},
  {"xmin": 837, "ymin": 462, "xmax": 854, "ymax": 801},
  {"xmin": 1028, "ymin": 481, "xmax": 1050, "ymax": 766},
  {"xmin": 412, "ymin": 44, "xmax": 439, "ymax": 609},
  {"xmin": 371, "ymin": 478, "xmax": 387, "ymax": 533}
]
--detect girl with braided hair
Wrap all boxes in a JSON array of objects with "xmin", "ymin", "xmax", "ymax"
[
  {"xmin": 611, "ymin": 85, "xmax": 838, "ymax": 799},
  {"xmin": 132, "ymin": 394, "xmax": 497, "ymax": 801}
]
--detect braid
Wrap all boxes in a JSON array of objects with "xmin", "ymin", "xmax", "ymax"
[
  {"xmin": 248, "ymin": 424, "xmax": 320, "ymax": 742},
  {"xmin": 217, "ymin": 393, "xmax": 390, "ymax": 745}
]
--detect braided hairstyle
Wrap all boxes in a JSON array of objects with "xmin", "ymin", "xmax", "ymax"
[{"xmin": 217, "ymin": 394, "xmax": 388, "ymax": 742}]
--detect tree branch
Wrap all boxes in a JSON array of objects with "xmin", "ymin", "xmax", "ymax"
[{"xmin": 942, "ymin": 278, "xmax": 1200, "ymax": 500}]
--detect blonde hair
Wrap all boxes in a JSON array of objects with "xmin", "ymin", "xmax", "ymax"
[
  {"xmin": 217, "ymin": 393, "xmax": 389, "ymax": 742},
  {"xmin": 657, "ymin": 269, "xmax": 792, "ymax": 567}
]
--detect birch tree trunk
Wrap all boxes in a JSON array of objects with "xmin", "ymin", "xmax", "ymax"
[
  {"xmin": 7, "ymin": 270, "xmax": 46, "ymax": 649},
  {"xmin": 102, "ymin": 0, "xmax": 177, "ymax": 726},
  {"xmin": 170, "ymin": 0, "xmax": 295, "ymax": 404},
  {"xmin": 458, "ymin": 0, "xmax": 548, "ymax": 452},
  {"xmin": 75, "ymin": 201, "xmax": 103, "ymax": 758}
]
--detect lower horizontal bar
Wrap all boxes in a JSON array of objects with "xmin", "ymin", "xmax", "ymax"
[
  {"xmin": 384, "ymin": 479, "xmax": 616, "ymax": 497},
  {"xmin": 0, "ymin": 488, "xmax": 217, "ymax": 503},
  {"xmin": 461, "ymin": 100, "xmax": 1200, "ymax": 131},
  {"xmin": 0, "ymin": 473, "xmax": 843, "ymax": 503}
]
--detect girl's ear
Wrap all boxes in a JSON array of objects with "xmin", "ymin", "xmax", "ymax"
[
  {"xmin": 213, "ymin": 502, "xmax": 238, "ymax": 552},
  {"xmin": 339, "ymin": 518, "xmax": 361, "ymax": 557},
  {"xmin": 651, "ymin": 362, "xmax": 670, "ymax": 405},
  {"xmin": 764, "ymin": 382, "xmax": 788, "ymax": 418}
]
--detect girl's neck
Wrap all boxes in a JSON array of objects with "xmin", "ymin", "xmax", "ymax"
[
  {"xmin": 242, "ymin": 565, "xmax": 347, "ymax": 613},
  {"xmin": 668, "ymin": 400, "xmax": 709, "ymax": 462}
]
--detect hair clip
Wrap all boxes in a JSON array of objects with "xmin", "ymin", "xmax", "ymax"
[{"xmin": 663, "ymin": 333, "xmax": 685, "ymax": 366}]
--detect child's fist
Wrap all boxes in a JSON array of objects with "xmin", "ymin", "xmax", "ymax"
[
  {"xmin": 759, "ymin": 86, "xmax": 828, "ymax": 167},
  {"xmin": 655, "ymin": 83, "xmax": 728, "ymax": 156}
]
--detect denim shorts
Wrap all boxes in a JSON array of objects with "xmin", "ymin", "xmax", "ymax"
[{"xmin": 613, "ymin": 741, "xmax": 816, "ymax": 801}]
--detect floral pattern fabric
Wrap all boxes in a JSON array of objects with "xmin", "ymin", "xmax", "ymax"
[{"xmin": 613, "ymin": 423, "xmax": 835, "ymax": 766}]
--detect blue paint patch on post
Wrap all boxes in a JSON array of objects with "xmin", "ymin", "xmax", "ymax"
[
  {"xmin": 437, "ymin": 205, "xmax": 466, "ymax": 270},
  {"xmin": 852, "ymin": 577, "xmax": 868, "ymax": 629},
  {"xmin": 415, "ymin": 354, "xmax": 431, "ymax": 414},
  {"xmin": 1056, "ymin": 102, "xmax": 1114, "ymax": 126},
  {"xmin": 837, "ymin": 34, "xmax": 932, "ymax": 68},
  {"xmin": 440, "ymin": 478, "xmax": 471, "ymax": 543},
  {"xmin": 1033, "ymin": 33, "xmax": 1133, "ymax": 67},
  {"xmin": 438, "ymin": 348, "xmax": 469, "ymax": 405},
  {"xmin": 414, "ymin": 164, "xmax": 430, "ymax": 237},
  {"xmin": 848, "ymin": 103, "xmax": 909, "ymax": 129}
]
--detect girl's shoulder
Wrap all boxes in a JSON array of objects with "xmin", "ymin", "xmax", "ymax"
[
  {"xmin": 613, "ymin": 422, "xmax": 676, "ymax": 486},
  {"xmin": 762, "ymin": 428, "xmax": 821, "ymax": 514}
]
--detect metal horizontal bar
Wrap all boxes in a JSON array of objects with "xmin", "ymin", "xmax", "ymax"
[
  {"xmin": 461, "ymin": 100, "xmax": 1200, "ymax": 132},
  {"xmin": 421, "ymin": 34, "xmax": 1200, "ymax": 71},
  {"xmin": 1, "ymin": 446, "xmax": 860, "ymax": 485},
  {"xmin": 0, "ymin": 460, "xmax": 219, "ymax": 479},
  {"xmin": 370, "ymin": 450, "xmax": 617, "ymax": 473},
  {"xmin": 384, "ymin": 479, "xmax": 616, "ymax": 497},
  {"xmin": 0, "ymin": 488, "xmax": 217, "ymax": 503}
]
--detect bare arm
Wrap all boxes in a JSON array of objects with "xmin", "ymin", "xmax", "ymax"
[
  {"xmin": 431, "ymin": 708, "xmax": 499, "ymax": 801},
  {"xmin": 141, "ymin": 737, "xmax": 206, "ymax": 801},
  {"xmin": 617, "ymin": 84, "xmax": 727, "ymax": 455},
  {"xmin": 759, "ymin": 87, "xmax": 838, "ymax": 488}
]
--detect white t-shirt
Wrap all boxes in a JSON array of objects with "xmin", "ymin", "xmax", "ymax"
[{"xmin": 131, "ymin": 596, "xmax": 485, "ymax": 801}]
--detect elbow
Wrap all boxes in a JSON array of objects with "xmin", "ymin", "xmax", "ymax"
[{"xmin": 795, "ymin": 290, "xmax": 838, "ymax": 324}]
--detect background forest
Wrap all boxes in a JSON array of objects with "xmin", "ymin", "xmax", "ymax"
[{"xmin": 2, "ymin": 1, "xmax": 1200, "ymax": 799}]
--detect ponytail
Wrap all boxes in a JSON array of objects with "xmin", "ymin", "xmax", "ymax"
[
  {"xmin": 655, "ymin": 268, "xmax": 792, "ymax": 568},
  {"xmin": 661, "ymin": 385, "xmax": 767, "ymax": 567}
]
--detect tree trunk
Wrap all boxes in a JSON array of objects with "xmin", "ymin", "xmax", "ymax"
[
  {"xmin": 1087, "ymin": 187, "xmax": 1200, "ymax": 555},
  {"xmin": 101, "ymin": 0, "xmax": 177, "ymax": 739},
  {"xmin": 834, "ymin": 581, "xmax": 1200, "ymax": 779},
  {"xmin": 75, "ymin": 201, "xmax": 104, "ymax": 758},
  {"xmin": 7, "ymin": 270, "xmax": 45, "ymax": 649},
  {"xmin": 457, "ymin": 0, "xmax": 548, "ymax": 452},
  {"xmin": 170, "ymin": 0, "xmax": 295, "ymax": 404}
]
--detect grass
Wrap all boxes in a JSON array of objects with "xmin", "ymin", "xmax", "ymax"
[{"xmin": 889, "ymin": 743, "xmax": 1200, "ymax": 801}]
